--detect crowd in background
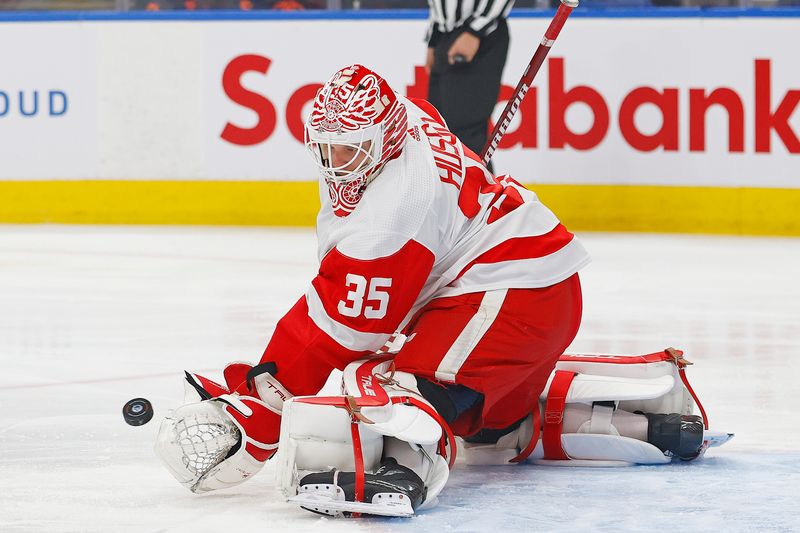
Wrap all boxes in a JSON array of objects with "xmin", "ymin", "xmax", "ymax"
[{"xmin": 1, "ymin": 0, "xmax": 799, "ymax": 11}]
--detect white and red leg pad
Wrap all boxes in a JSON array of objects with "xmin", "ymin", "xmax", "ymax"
[
  {"xmin": 463, "ymin": 349, "xmax": 733, "ymax": 467},
  {"xmin": 275, "ymin": 357, "xmax": 452, "ymax": 516}
]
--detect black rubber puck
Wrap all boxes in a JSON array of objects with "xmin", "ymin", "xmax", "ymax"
[{"xmin": 123, "ymin": 398, "xmax": 153, "ymax": 426}]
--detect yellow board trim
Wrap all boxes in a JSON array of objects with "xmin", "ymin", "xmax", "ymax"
[
  {"xmin": 1, "ymin": 180, "xmax": 799, "ymax": 236},
  {"xmin": 0, "ymin": 180, "xmax": 321, "ymax": 227},
  {"xmin": 533, "ymin": 184, "xmax": 800, "ymax": 236}
]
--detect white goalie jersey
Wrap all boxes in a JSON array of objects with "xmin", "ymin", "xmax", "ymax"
[{"xmin": 260, "ymin": 95, "xmax": 590, "ymax": 396}]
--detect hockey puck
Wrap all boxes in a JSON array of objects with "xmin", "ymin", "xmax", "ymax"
[{"xmin": 123, "ymin": 398, "xmax": 153, "ymax": 426}]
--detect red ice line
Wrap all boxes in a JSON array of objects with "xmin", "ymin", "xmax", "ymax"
[{"xmin": 0, "ymin": 368, "xmax": 217, "ymax": 391}]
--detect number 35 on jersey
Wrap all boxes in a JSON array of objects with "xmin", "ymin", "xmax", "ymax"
[{"xmin": 337, "ymin": 274, "xmax": 392, "ymax": 319}]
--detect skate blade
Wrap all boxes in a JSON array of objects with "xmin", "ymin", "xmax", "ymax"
[
  {"xmin": 704, "ymin": 430, "xmax": 734, "ymax": 448},
  {"xmin": 289, "ymin": 492, "xmax": 415, "ymax": 517}
]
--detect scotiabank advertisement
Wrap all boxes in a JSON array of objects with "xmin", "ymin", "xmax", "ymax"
[{"xmin": 1, "ymin": 16, "xmax": 798, "ymax": 187}]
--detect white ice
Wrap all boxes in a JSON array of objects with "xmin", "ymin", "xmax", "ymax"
[{"xmin": 1, "ymin": 225, "xmax": 798, "ymax": 532}]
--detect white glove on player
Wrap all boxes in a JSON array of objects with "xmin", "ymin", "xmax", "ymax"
[{"xmin": 155, "ymin": 362, "xmax": 291, "ymax": 493}]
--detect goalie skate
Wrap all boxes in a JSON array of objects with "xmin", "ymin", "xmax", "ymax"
[
  {"xmin": 288, "ymin": 458, "xmax": 424, "ymax": 518},
  {"xmin": 289, "ymin": 491, "xmax": 415, "ymax": 518}
]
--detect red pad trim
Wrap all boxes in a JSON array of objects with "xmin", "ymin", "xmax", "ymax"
[
  {"xmin": 222, "ymin": 399, "xmax": 282, "ymax": 447},
  {"xmin": 294, "ymin": 395, "xmax": 386, "ymax": 408},
  {"xmin": 245, "ymin": 442, "xmax": 276, "ymax": 463},
  {"xmin": 353, "ymin": 356, "xmax": 394, "ymax": 404},
  {"xmin": 349, "ymin": 419, "xmax": 365, "ymax": 508},
  {"xmin": 559, "ymin": 352, "xmax": 672, "ymax": 365},
  {"xmin": 542, "ymin": 370, "xmax": 576, "ymax": 460},
  {"xmin": 679, "ymin": 368, "xmax": 709, "ymax": 430}
]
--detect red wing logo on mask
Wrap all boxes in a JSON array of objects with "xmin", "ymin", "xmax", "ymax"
[
  {"xmin": 328, "ymin": 176, "xmax": 368, "ymax": 217},
  {"xmin": 320, "ymin": 99, "xmax": 345, "ymax": 132},
  {"xmin": 312, "ymin": 72, "xmax": 384, "ymax": 133}
]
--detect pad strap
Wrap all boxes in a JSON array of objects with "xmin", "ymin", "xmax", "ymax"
[
  {"xmin": 349, "ymin": 417, "xmax": 365, "ymax": 513},
  {"xmin": 543, "ymin": 370, "xmax": 577, "ymax": 460},
  {"xmin": 293, "ymin": 389, "xmax": 455, "ymax": 513},
  {"xmin": 668, "ymin": 348, "xmax": 711, "ymax": 459},
  {"xmin": 588, "ymin": 401, "xmax": 616, "ymax": 435},
  {"xmin": 665, "ymin": 348, "xmax": 709, "ymax": 430},
  {"xmin": 509, "ymin": 405, "xmax": 541, "ymax": 463},
  {"xmin": 391, "ymin": 395, "xmax": 457, "ymax": 469}
]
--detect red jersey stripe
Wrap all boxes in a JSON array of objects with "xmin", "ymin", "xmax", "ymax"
[{"xmin": 454, "ymin": 223, "xmax": 575, "ymax": 281}]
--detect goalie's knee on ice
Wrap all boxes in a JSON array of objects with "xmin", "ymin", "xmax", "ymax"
[{"xmin": 462, "ymin": 350, "xmax": 721, "ymax": 466}]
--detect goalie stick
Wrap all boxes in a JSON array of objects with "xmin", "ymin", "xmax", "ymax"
[{"xmin": 480, "ymin": 0, "xmax": 579, "ymax": 166}]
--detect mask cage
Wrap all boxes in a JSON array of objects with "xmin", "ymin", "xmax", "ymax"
[{"xmin": 305, "ymin": 123, "xmax": 383, "ymax": 184}]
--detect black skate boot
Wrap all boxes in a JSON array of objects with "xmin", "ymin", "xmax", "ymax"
[
  {"xmin": 295, "ymin": 457, "xmax": 427, "ymax": 517},
  {"xmin": 645, "ymin": 413, "xmax": 704, "ymax": 460}
]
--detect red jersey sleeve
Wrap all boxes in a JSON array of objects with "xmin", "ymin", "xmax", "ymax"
[{"xmin": 260, "ymin": 238, "xmax": 435, "ymax": 396}]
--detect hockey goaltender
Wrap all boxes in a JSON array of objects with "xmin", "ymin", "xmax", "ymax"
[{"xmin": 154, "ymin": 64, "xmax": 732, "ymax": 518}]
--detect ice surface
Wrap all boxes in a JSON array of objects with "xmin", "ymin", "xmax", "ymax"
[{"xmin": 1, "ymin": 225, "xmax": 798, "ymax": 532}]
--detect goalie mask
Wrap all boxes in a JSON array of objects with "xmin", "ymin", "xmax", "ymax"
[{"xmin": 305, "ymin": 64, "xmax": 408, "ymax": 217}]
